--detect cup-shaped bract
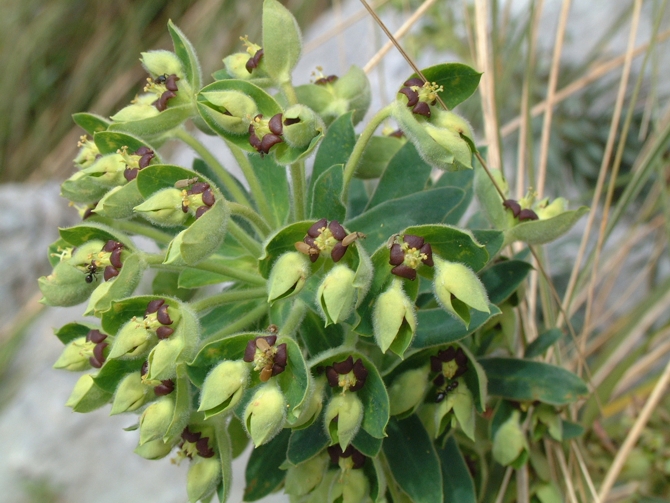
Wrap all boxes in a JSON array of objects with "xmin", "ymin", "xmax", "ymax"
[
  {"xmin": 388, "ymin": 365, "xmax": 430, "ymax": 416},
  {"xmin": 267, "ymin": 251, "xmax": 311, "ymax": 303},
  {"xmin": 433, "ymin": 256, "xmax": 489, "ymax": 327},
  {"xmin": 372, "ymin": 279, "xmax": 417, "ymax": 357},
  {"xmin": 198, "ymin": 360, "xmax": 249, "ymax": 418},
  {"xmin": 316, "ymin": 264, "xmax": 357, "ymax": 326},
  {"xmin": 134, "ymin": 188, "xmax": 189, "ymax": 227},
  {"xmin": 111, "ymin": 371, "xmax": 152, "ymax": 415},
  {"xmin": 187, "ymin": 456, "xmax": 221, "ymax": 503},
  {"xmin": 243, "ymin": 382, "xmax": 286, "ymax": 447},
  {"xmin": 323, "ymin": 392, "xmax": 364, "ymax": 450},
  {"xmin": 139, "ymin": 395, "xmax": 176, "ymax": 445}
]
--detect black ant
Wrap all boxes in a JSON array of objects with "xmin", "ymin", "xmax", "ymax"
[
  {"xmin": 85, "ymin": 261, "xmax": 99, "ymax": 283},
  {"xmin": 435, "ymin": 380, "xmax": 459, "ymax": 403},
  {"xmin": 154, "ymin": 74, "xmax": 168, "ymax": 85}
]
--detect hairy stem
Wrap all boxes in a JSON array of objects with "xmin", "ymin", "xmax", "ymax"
[
  {"xmin": 202, "ymin": 302, "xmax": 269, "ymax": 343},
  {"xmin": 227, "ymin": 141, "xmax": 276, "ymax": 227},
  {"xmin": 290, "ymin": 161, "xmax": 306, "ymax": 221},
  {"xmin": 97, "ymin": 217, "xmax": 174, "ymax": 245},
  {"xmin": 175, "ymin": 128, "xmax": 252, "ymax": 207},
  {"xmin": 226, "ymin": 220, "xmax": 263, "ymax": 258},
  {"xmin": 228, "ymin": 202, "xmax": 272, "ymax": 237},
  {"xmin": 281, "ymin": 80, "xmax": 299, "ymax": 106},
  {"xmin": 342, "ymin": 104, "xmax": 392, "ymax": 199},
  {"xmin": 278, "ymin": 300, "xmax": 308, "ymax": 338},
  {"xmin": 191, "ymin": 286, "xmax": 267, "ymax": 313}
]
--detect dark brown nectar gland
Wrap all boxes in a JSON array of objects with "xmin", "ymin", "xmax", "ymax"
[
  {"xmin": 179, "ymin": 181, "xmax": 216, "ymax": 219},
  {"xmin": 388, "ymin": 234, "xmax": 434, "ymax": 280},
  {"xmin": 243, "ymin": 336, "xmax": 288, "ymax": 381},
  {"xmin": 325, "ymin": 356, "xmax": 368, "ymax": 392},
  {"xmin": 397, "ymin": 78, "xmax": 443, "ymax": 117}
]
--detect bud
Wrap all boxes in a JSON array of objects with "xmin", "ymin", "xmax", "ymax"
[
  {"xmin": 330, "ymin": 468, "xmax": 370, "ymax": 503},
  {"xmin": 372, "ymin": 279, "xmax": 417, "ymax": 357},
  {"xmin": 324, "ymin": 392, "xmax": 364, "ymax": 450},
  {"xmin": 140, "ymin": 50, "xmax": 185, "ymax": 81},
  {"xmin": 111, "ymin": 94, "xmax": 161, "ymax": 122},
  {"xmin": 285, "ymin": 452, "xmax": 329, "ymax": 496},
  {"xmin": 53, "ymin": 336, "xmax": 95, "ymax": 371},
  {"xmin": 198, "ymin": 90, "xmax": 258, "ymax": 135},
  {"xmin": 187, "ymin": 456, "xmax": 221, "ymax": 503},
  {"xmin": 108, "ymin": 318, "xmax": 154, "ymax": 359},
  {"xmin": 38, "ymin": 260, "xmax": 96, "ymax": 307},
  {"xmin": 198, "ymin": 360, "xmax": 249, "ymax": 418},
  {"xmin": 60, "ymin": 170, "xmax": 109, "ymax": 204},
  {"xmin": 146, "ymin": 334, "xmax": 186, "ymax": 381},
  {"xmin": 110, "ymin": 371, "xmax": 152, "ymax": 415},
  {"xmin": 433, "ymin": 256, "xmax": 489, "ymax": 328},
  {"xmin": 134, "ymin": 437, "xmax": 175, "ymax": 460},
  {"xmin": 288, "ymin": 377, "xmax": 325, "ymax": 428},
  {"xmin": 65, "ymin": 374, "xmax": 111, "ymax": 413},
  {"xmin": 243, "ymin": 382, "xmax": 286, "ymax": 446},
  {"xmin": 492, "ymin": 409, "xmax": 528, "ymax": 467},
  {"xmin": 134, "ymin": 188, "xmax": 189, "ymax": 227},
  {"xmin": 139, "ymin": 395, "xmax": 175, "ymax": 445},
  {"xmin": 425, "ymin": 109, "xmax": 475, "ymax": 169},
  {"xmin": 316, "ymin": 265, "xmax": 357, "ymax": 326},
  {"xmin": 267, "ymin": 251, "xmax": 310, "ymax": 303},
  {"xmin": 281, "ymin": 104, "xmax": 323, "ymax": 149},
  {"xmin": 80, "ymin": 153, "xmax": 127, "ymax": 187},
  {"xmin": 534, "ymin": 197, "xmax": 567, "ymax": 220},
  {"xmin": 388, "ymin": 365, "xmax": 430, "ymax": 416}
]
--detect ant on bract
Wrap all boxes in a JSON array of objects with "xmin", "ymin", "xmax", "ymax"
[
  {"xmin": 84, "ymin": 261, "xmax": 99, "ymax": 284},
  {"xmin": 435, "ymin": 380, "xmax": 459, "ymax": 403}
]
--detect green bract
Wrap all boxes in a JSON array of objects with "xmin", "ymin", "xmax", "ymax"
[{"xmin": 45, "ymin": 4, "xmax": 591, "ymax": 503}]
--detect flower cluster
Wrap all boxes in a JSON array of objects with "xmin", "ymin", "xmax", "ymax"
[
  {"xmin": 86, "ymin": 329, "xmax": 109, "ymax": 369},
  {"xmin": 180, "ymin": 181, "xmax": 216, "ymax": 219},
  {"xmin": 243, "ymin": 335, "xmax": 288, "ymax": 381},
  {"xmin": 144, "ymin": 73, "xmax": 180, "ymax": 111},
  {"xmin": 325, "ymin": 356, "xmax": 368, "ymax": 392},
  {"xmin": 145, "ymin": 299, "xmax": 175, "ymax": 339},
  {"xmin": 296, "ymin": 219, "xmax": 363, "ymax": 263},
  {"xmin": 389, "ymin": 234, "xmax": 434, "ymax": 280},
  {"xmin": 398, "ymin": 78, "xmax": 442, "ymax": 117}
]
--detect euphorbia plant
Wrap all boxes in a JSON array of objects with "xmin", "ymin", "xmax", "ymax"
[{"xmin": 39, "ymin": 1, "xmax": 590, "ymax": 502}]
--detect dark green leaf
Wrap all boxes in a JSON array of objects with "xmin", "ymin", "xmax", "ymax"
[
  {"xmin": 471, "ymin": 229, "xmax": 504, "ymax": 259},
  {"xmin": 504, "ymin": 207, "xmax": 589, "ymax": 246},
  {"xmin": 438, "ymin": 436, "xmax": 476, "ymax": 503},
  {"xmin": 298, "ymin": 310, "xmax": 344, "ymax": 356},
  {"xmin": 93, "ymin": 131, "xmax": 158, "ymax": 157},
  {"xmin": 93, "ymin": 358, "xmax": 144, "ymax": 393},
  {"xmin": 59, "ymin": 223, "xmax": 134, "ymax": 251},
  {"xmin": 480, "ymin": 260, "xmax": 533, "ymax": 305},
  {"xmin": 356, "ymin": 135, "xmax": 405, "ymax": 179},
  {"xmin": 168, "ymin": 20, "xmax": 201, "ymax": 89},
  {"xmin": 244, "ymin": 429, "xmax": 290, "ymax": 501},
  {"xmin": 366, "ymin": 142, "xmax": 432, "ymax": 209},
  {"xmin": 276, "ymin": 338, "xmax": 310, "ymax": 417},
  {"xmin": 383, "ymin": 415, "xmax": 443, "ymax": 503},
  {"xmin": 72, "ymin": 112, "xmax": 110, "ymax": 136},
  {"xmin": 228, "ymin": 415, "xmax": 251, "ymax": 458},
  {"xmin": 525, "ymin": 329, "xmax": 563, "ymax": 358},
  {"xmin": 478, "ymin": 358, "xmax": 589, "ymax": 405},
  {"xmin": 310, "ymin": 112, "xmax": 356, "ymax": 208},
  {"xmin": 403, "ymin": 225, "xmax": 490, "ymax": 271},
  {"xmin": 152, "ymin": 271, "xmax": 195, "ymax": 301},
  {"xmin": 54, "ymin": 322, "xmax": 100, "ymax": 345},
  {"xmin": 404, "ymin": 63, "xmax": 482, "ymax": 109},
  {"xmin": 561, "ymin": 420, "xmax": 584, "ymax": 440},
  {"xmin": 347, "ymin": 177, "xmax": 369, "ymax": 219},
  {"xmin": 345, "ymin": 187, "xmax": 466, "ymax": 253},
  {"xmin": 351, "ymin": 427, "xmax": 382, "ymax": 458},
  {"xmin": 287, "ymin": 418, "xmax": 329, "ymax": 465},
  {"xmin": 249, "ymin": 154, "xmax": 290, "ymax": 228},
  {"xmin": 108, "ymin": 104, "xmax": 194, "ymax": 137},
  {"xmin": 136, "ymin": 164, "xmax": 206, "ymax": 198},
  {"xmin": 413, "ymin": 305, "xmax": 501, "ymax": 349},
  {"xmin": 309, "ymin": 164, "xmax": 346, "ymax": 222},
  {"xmin": 434, "ymin": 168, "xmax": 474, "ymax": 225}
]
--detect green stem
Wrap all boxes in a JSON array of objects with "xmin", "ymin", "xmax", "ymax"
[
  {"xmin": 342, "ymin": 104, "xmax": 392, "ymax": 199},
  {"xmin": 228, "ymin": 202, "xmax": 272, "ymax": 237},
  {"xmin": 191, "ymin": 286, "xmax": 267, "ymax": 313},
  {"xmin": 227, "ymin": 220, "xmax": 262, "ymax": 258},
  {"xmin": 196, "ymin": 258, "xmax": 266, "ymax": 285},
  {"xmin": 281, "ymin": 80, "xmax": 299, "ymax": 106},
  {"xmin": 95, "ymin": 217, "xmax": 173, "ymax": 245},
  {"xmin": 144, "ymin": 252, "xmax": 266, "ymax": 286},
  {"xmin": 202, "ymin": 302, "xmax": 269, "ymax": 343},
  {"xmin": 175, "ymin": 128, "xmax": 252, "ymax": 207},
  {"xmin": 290, "ymin": 161, "xmax": 306, "ymax": 221},
  {"xmin": 227, "ymin": 141, "xmax": 276, "ymax": 227},
  {"xmin": 278, "ymin": 300, "xmax": 308, "ymax": 338}
]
